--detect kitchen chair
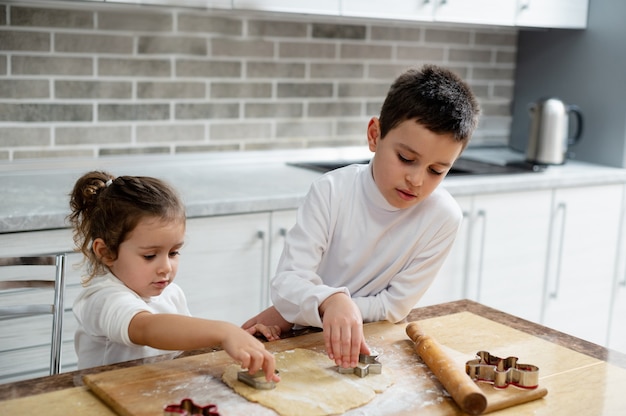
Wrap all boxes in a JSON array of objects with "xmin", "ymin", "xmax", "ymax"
[{"xmin": 0, "ymin": 254, "xmax": 67, "ymax": 375}]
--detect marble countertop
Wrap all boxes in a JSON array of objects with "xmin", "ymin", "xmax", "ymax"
[{"xmin": 2, "ymin": 146, "xmax": 626, "ymax": 233}]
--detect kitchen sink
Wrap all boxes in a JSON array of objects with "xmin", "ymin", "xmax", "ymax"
[{"xmin": 288, "ymin": 157, "xmax": 543, "ymax": 176}]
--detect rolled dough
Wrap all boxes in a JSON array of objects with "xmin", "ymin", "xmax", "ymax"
[{"xmin": 222, "ymin": 348, "xmax": 394, "ymax": 416}]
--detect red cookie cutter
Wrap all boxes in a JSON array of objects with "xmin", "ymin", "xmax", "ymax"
[{"xmin": 163, "ymin": 398, "xmax": 220, "ymax": 416}]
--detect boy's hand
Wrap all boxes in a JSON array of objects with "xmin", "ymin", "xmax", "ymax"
[
  {"xmin": 221, "ymin": 325, "xmax": 281, "ymax": 383},
  {"xmin": 319, "ymin": 293, "xmax": 371, "ymax": 368},
  {"xmin": 246, "ymin": 323, "xmax": 282, "ymax": 341},
  {"xmin": 242, "ymin": 306, "xmax": 293, "ymax": 341}
]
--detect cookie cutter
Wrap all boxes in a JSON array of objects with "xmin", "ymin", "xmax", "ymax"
[
  {"xmin": 336, "ymin": 353, "xmax": 382, "ymax": 378},
  {"xmin": 163, "ymin": 398, "xmax": 220, "ymax": 416},
  {"xmin": 237, "ymin": 369, "xmax": 279, "ymax": 390},
  {"xmin": 465, "ymin": 350, "xmax": 539, "ymax": 389}
]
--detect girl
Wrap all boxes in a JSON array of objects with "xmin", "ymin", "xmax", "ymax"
[{"xmin": 69, "ymin": 171, "xmax": 279, "ymax": 382}]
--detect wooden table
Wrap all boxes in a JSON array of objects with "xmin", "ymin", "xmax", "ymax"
[{"xmin": 1, "ymin": 300, "xmax": 625, "ymax": 415}]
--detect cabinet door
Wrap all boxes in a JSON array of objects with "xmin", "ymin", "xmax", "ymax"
[
  {"xmin": 608, "ymin": 285, "xmax": 626, "ymax": 353},
  {"xmin": 233, "ymin": 0, "xmax": 340, "ymax": 15},
  {"xmin": 177, "ymin": 213, "xmax": 270, "ymax": 326},
  {"xmin": 434, "ymin": 0, "xmax": 516, "ymax": 26},
  {"xmin": 418, "ymin": 196, "xmax": 472, "ymax": 307},
  {"xmin": 609, "ymin": 185, "xmax": 626, "ymax": 353},
  {"xmin": 466, "ymin": 190, "xmax": 552, "ymax": 322},
  {"xmin": 542, "ymin": 185, "xmax": 622, "ymax": 345},
  {"xmin": 106, "ymin": 0, "xmax": 232, "ymax": 8},
  {"xmin": 341, "ymin": 0, "xmax": 434, "ymax": 21},
  {"xmin": 266, "ymin": 209, "xmax": 298, "ymax": 308},
  {"xmin": 516, "ymin": 0, "xmax": 589, "ymax": 29}
]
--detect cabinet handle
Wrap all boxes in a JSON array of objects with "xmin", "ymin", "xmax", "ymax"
[
  {"xmin": 459, "ymin": 210, "xmax": 470, "ymax": 298},
  {"xmin": 257, "ymin": 230, "xmax": 269, "ymax": 308},
  {"xmin": 519, "ymin": 0, "xmax": 530, "ymax": 11},
  {"xmin": 278, "ymin": 227, "xmax": 287, "ymax": 237},
  {"xmin": 463, "ymin": 209, "xmax": 486, "ymax": 301},
  {"xmin": 549, "ymin": 202, "xmax": 567, "ymax": 299},
  {"xmin": 474, "ymin": 210, "xmax": 487, "ymax": 302}
]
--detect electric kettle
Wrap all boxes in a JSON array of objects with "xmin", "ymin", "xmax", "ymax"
[{"xmin": 525, "ymin": 98, "xmax": 583, "ymax": 166}]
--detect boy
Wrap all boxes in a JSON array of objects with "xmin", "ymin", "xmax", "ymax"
[{"xmin": 244, "ymin": 64, "xmax": 480, "ymax": 369}]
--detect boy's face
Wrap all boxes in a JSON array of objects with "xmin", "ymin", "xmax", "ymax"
[{"xmin": 367, "ymin": 117, "xmax": 463, "ymax": 209}]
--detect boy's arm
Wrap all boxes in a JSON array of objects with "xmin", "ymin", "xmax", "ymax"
[
  {"xmin": 270, "ymin": 181, "xmax": 348, "ymax": 328},
  {"xmin": 241, "ymin": 306, "xmax": 293, "ymax": 340}
]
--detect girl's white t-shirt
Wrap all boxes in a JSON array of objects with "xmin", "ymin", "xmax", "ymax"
[{"xmin": 73, "ymin": 273, "xmax": 191, "ymax": 369}]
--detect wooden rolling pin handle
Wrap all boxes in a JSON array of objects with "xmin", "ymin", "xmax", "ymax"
[{"xmin": 406, "ymin": 322, "xmax": 487, "ymax": 416}]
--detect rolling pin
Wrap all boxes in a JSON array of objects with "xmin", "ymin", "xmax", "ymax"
[{"xmin": 406, "ymin": 322, "xmax": 487, "ymax": 415}]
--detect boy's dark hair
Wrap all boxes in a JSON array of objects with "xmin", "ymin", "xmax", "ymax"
[
  {"xmin": 378, "ymin": 64, "xmax": 480, "ymax": 146},
  {"xmin": 68, "ymin": 171, "xmax": 186, "ymax": 283}
]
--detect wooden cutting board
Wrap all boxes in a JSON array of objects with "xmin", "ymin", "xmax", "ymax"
[{"xmin": 83, "ymin": 312, "xmax": 548, "ymax": 416}]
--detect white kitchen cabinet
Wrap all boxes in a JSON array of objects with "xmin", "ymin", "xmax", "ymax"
[
  {"xmin": 341, "ymin": 0, "xmax": 434, "ymax": 22},
  {"xmin": 515, "ymin": 0, "xmax": 589, "ymax": 29},
  {"xmin": 541, "ymin": 184, "xmax": 623, "ymax": 346},
  {"xmin": 608, "ymin": 187, "xmax": 626, "ymax": 354},
  {"xmin": 435, "ymin": 0, "xmax": 517, "ymax": 26},
  {"xmin": 105, "ymin": 0, "xmax": 232, "ymax": 9},
  {"xmin": 341, "ymin": 0, "xmax": 516, "ymax": 26},
  {"xmin": 266, "ymin": 209, "xmax": 298, "ymax": 308},
  {"xmin": 233, "ymin": 0, "xmax": 340, "ymax": 16},
  {"xmin": 419, "ymin": 189, "xmax": 553, "ymax": 325},
  {"xmin": 608, "ymin": 185, "xmax": 626, "ymax": 353},
  {"xmin": 418, "ymin": 196, "xmax": 472, "ymax": 307},
  {"xmin": 464, "ymin": 189, "xmax": 553, "ymax": 322},
  {"xmin": 177, "ymin": 213, "xmax": 269, "ymax": 325}
]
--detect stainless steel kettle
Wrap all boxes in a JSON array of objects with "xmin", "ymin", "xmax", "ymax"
[{"xmin": 525, "ymin": 98, "xmax": 583, "ymax": 166}]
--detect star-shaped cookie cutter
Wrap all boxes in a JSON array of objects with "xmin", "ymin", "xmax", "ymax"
[
  {"xmin": 336, "ymin": 353, "xmax": 382, "ymax": 378},
  {"xmin": 465, "ymin": 350, "xmax": 539, "ymax": 389}
]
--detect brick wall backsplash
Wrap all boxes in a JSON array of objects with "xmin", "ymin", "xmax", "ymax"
[{"xmin": 0, "ymin": 1, "xmax": 518, "ymax": 162}]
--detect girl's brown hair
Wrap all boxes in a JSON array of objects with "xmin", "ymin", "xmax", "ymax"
[{"xmin": 68, "ymin": 171, "xmax": 186, "ymax": 284}]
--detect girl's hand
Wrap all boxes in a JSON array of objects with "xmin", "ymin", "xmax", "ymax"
[
  {"xmin": 319, "ymin": 293, "xmax": 371, "ymax": 368},
  {"xmin": 221, "ymin": 326, "xmax": 280, "ymax": 382}
]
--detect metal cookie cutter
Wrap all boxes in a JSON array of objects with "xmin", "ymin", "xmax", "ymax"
[
  {"xmin": 237, "ymin": 369, "xmax": 279, "ymax": 390},
  {"xmin": 337, "ymin": 353, "xmax": 382, "ymax": 378},
  {"xmin": 163, "ymin": 398, "xmax": 220, "ymax": 416},
  {"xmin": 465, "ymin": 350, "xmax": 539, "ymax": 389}
]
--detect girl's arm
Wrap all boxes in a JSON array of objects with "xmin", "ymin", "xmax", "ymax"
[{"xmin": 128, "ymin": 312, "xmax": 279, "ymax": 382}]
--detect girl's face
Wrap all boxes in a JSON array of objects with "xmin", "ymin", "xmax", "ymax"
[
  {"xmin": 367, "ymin": 117, "xmax": 463, "ymax": 209},
  {"xmin": 100, "ymin": 216, "xmax": 185, "ymax": 298}
]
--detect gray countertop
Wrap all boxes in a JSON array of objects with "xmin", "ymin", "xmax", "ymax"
[{"xmin": 2, "ymin": 146, "xmax": 626, "ymax": 234}]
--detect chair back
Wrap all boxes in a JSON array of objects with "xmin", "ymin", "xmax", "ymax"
[{"xmin": 0, "ymin": 254, "xmax": 66, "ymax": 376}]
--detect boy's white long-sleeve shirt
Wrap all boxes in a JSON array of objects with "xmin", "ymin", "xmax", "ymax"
[{"xmin": 271, "ymin": 162, "xmax": 463, "ymax": 328}]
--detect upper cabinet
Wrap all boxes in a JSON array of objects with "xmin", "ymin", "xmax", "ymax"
[
  {"xmin": 100, "ymin": 0, "xmax": 589, "ymax": 29},
  {"xmin": 341, "ymin": 0, "xmax": 434, "ymax": 22},
  {"xmin": 104, "ymin": 0, "xmax": 232, "ymax": 9},
  {"xmin": 515, "ymin": 0, "xmax": 589, "ymax": 29},
  {"xmin": 434, "ymin": 0, "xmax": 517, "ymax": 27},
  {"xmin": 233, "ymin": 0, "xmax": 340, "ymax": 15},
  {"xmin": 340, "ymin": 0, "xmax": 588, "ymax": 29},
  {"xmin": 341, "ymin": 0, "xmax": 516, "ymax": 26}
]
